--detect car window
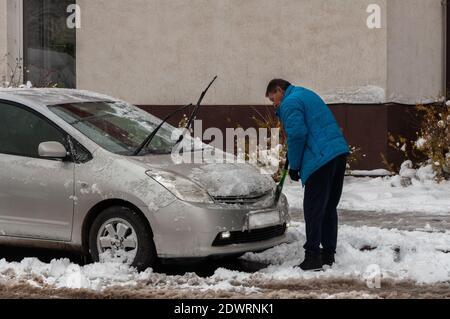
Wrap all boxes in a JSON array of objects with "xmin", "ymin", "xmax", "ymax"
[
  {"xmin": 0, "ymin": 102, "xmax": 67, "ymax": 158},
  {"xmin": 49, "ymin": 101, "xmax": 179, "ymax": 155},
  {"xmin": 68, "ymin": 136, "xmax": 93, "ymax": 163}
]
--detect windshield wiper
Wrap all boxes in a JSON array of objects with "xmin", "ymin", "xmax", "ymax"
[
  {"xmin": 134, "ymin": 76, "xmax": 218, "ymax": 156},
  {"xmin": 175, "ymin": 76, "xmax": 218, "ymax": 145},
  {"xmin": 133, "ymin": 103, "xmax": 193, "ymax": 156}
]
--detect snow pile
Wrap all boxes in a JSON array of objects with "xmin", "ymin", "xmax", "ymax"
[
  {"xmin": 284, "ymin": 175, "xmax": 450, "ymax": 214},
  {"xmin": 0, "ymin": 258, "xmax": 148, "ymax": 290},
  {"xmin": 0, "ymin": 257, "xmax": 257, "ymax": 294},
  {"xmin": 244, "ymin": 222, "xmax": 450, "ymax": 284},
  {"xmin": 389, "ymin": 161, "xmax": 437, "ymax": 187},
  {"xmin": 0, "ymin": 222, "xmax": 449, "ymax": 293},
  {"xmin": 416, "ymin": 165, "xmax": 437, "ymax": 183}
]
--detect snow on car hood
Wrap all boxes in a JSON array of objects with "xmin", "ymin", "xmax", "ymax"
[
  {"xmin": 186, "ymin": 163, "xmax": 276, "ymax": 197},
  {"xmin": 132, "ymin": 156, "xmax": 276, "ymax": 197}
]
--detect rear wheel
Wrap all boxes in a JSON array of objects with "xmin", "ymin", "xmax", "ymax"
[{"xmin": 88, "ymin": 206, "xmax": 157, "ymax": 271}]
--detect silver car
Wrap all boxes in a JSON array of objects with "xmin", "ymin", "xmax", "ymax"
[{"xmin": 0, "ymin": 88, "xmax": 290, "ymax": 271}]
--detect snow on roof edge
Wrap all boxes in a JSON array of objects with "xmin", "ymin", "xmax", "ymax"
[{"xmin": 0, "ymin": 88, "xmax": 119, "ymax": 107}]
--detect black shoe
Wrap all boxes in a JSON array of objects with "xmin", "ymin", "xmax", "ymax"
[
  {"xmin": 321, "ymin": 249, "xmax": 335, "ymax": 267},
  {"xmin": 298, "ymin": 253, "xmax": 323, "ymax": 271}
]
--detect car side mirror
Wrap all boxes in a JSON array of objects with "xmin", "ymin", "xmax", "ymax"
[{"xmin": 38, "ymin": 141, "xmax": 68, "ymax": 159}]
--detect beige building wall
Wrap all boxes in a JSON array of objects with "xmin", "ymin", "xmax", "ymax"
[
  {"xmin": 387, "ymin": 0, "xmax": 445, "ymax": 104},
  {"xmin": 1, "ymin": 0, "xmax": 23, "ymax": 86},
  {"xmin": 77, "ymin": 0, "xmax": 387, "ymax": 105},
  {"xmin": 2, "ymin": 0, "xmax": 445, "ymax": 104},
  {"xmin": 0, "ymin": 0, "xmax": 7, "ymax": 84}
]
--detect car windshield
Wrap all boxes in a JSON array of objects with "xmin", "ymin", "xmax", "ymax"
[{"xmin": 48, "ymin": 100, "xmax": 199, "ymax": 155}]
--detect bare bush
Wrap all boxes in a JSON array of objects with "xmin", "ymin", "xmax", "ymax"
[
  {"xmin": 388, "ymin": 102, "xmax": 450, "ymax": 181},
  {"xmin": 1, "ymin": 53, "xmax": 58, "ymax": 88}
]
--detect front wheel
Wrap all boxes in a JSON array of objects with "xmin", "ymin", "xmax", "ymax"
[{"xmin": 88, "ymin": 206, "xmax": 157, "ymax": 272}]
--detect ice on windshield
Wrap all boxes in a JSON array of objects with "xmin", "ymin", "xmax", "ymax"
[{"xmin": 49, "ymin": 101, "xmax": 190, "ymax": 155}]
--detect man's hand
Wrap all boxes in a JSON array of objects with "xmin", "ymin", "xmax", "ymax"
[{"xmin": 289, "ymin": 169, "xmax": 300, "ymax": 182}]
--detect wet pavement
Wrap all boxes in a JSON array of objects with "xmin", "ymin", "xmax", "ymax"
[{"xmin": 291, "ymin": 209, "xmax": 450, "ymax": 233}]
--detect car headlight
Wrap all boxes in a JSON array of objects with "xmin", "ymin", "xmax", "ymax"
[{"xmin": 146, "ymin": 170, "xmax": 213, "ymax": 203}]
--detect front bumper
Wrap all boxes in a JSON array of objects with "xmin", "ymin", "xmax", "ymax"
[{"xmin": 145, "ymin": 194, "xmax": 290, "ymax": 258}]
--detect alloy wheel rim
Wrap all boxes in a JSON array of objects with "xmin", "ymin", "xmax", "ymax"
[{"xmin": 96, "ymin": 218, "xmax": 138, "ymax": 264}]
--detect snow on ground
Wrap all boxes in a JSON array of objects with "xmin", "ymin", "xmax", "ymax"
[
  {"xmin": 284, "ymin": 176, "xmax": 450, "ymax": 215},
  {"xmin": 0, "ymin": 221, "xmax": 449, "ymax": 295},
  {"xmin": 0, "ymin": 167, "xmax": 448, "ymax": 295},
  {"xmin": 245, "ymin": 222, "xmax": 450, "ymax": 284}
]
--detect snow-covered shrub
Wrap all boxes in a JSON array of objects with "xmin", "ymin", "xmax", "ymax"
[
  {"xmin": 346, "ymin": 145, "xmax": 366, "ymax": 172},
  {"xmin": 414, "ymin": 103, "xmax": 450, "ymax": 180},
  {"xmin": 388, "ymin": 101, "xmax": 450, "ymax": 182},
  {"xmin": 252, "ymin": 106, "xmax": 287, "ymax": 182},
  {"xmin": 1, "ymin": 55, "xmax": 24, "ymax": 88}
]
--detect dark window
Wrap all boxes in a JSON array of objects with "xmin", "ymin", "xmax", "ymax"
[
  {"xmin": 0, "ymin": 102, "xmax": 67, "ymax": 158},
  {"xmin": 447, "ymin": 3, "xmax": 450, "ymax": 99},
  {"xmin": 23, "ymin": 0, "xmax": 76, "ymax": 88},
  {"xmin": 48, "ymin": 101, "xmax": 182, "ymax": 155},
  {"xmin": 68, "ymin": 136, "xmax": 92, "ymax": 163}
]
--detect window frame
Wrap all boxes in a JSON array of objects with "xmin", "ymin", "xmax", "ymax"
[
  {"xmin": 0, "ymin": 99, "xmax": 91, "ymax": 163},
  {"xmin": 22, "ymin": 0, "xmax": 77, "ymax": 88}
]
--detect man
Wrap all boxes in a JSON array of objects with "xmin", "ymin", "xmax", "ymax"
[{"xmin": 266, "ymin": 79, "xmax": 350, "ymax": 271}]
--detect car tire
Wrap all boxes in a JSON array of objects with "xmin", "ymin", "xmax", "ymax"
[{"xmin": 88, "ymin": 206, "xmax": 157, "ymax": 272}]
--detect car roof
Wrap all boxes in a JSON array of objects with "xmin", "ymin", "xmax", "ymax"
[{"xmin": 0, "ymin": 88, "xmax": 117, "ymax": 107}]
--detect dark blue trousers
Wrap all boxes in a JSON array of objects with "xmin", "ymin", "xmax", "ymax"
[{"xmin": 303, "ymin": 154, "xmax": 347, "ymax": 256}]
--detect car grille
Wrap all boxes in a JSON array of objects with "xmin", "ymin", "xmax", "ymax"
[
  {"xmin": 212, "ymin": 224, "xmax": 287, "ymax": 246},
  {"xmin": 212, "ymin": 190, "xmax": 273, "ymax": 205}
]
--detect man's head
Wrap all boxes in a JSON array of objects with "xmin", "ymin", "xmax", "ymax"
[{"xmin": 266, "ymin": 79, "xmax": 291, "ymax": 108}]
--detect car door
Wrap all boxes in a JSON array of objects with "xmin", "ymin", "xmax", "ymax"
[{"xmin": 0, "ymin": 101, "xmax": 74, "ymax": 241}]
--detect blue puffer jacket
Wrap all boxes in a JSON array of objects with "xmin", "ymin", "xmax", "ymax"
[{"xmin": 276, "ymin": 85, "xmax": 350, "ymax": 185}]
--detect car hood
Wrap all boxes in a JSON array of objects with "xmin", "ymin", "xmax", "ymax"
[{"xmin": 131, "ymin": 154, "xmax": 276, "ymax": 197}]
